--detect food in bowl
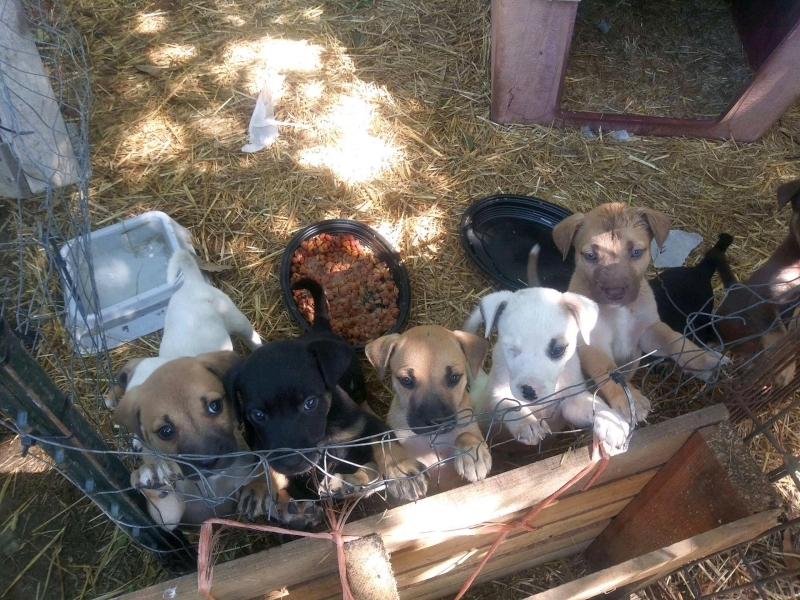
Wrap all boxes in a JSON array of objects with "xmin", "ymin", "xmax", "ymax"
[{"xmin": 289, "ymin": 232, "xmax": 400, "ymax": 345}]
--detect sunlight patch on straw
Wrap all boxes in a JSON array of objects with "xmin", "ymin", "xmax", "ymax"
[
  {"xmin": 146, "ymin": 44, "xmax": 196, "ymax": 67},
  {"xmin": 133, "ymin": 12, "xmax": 167, "ymax": 35}
]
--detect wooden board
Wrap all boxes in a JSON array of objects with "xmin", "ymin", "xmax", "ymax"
[
  {"xmin": 490, "ymin": 0, "xmax": 800, "ymax": 142},
  {"xmin": 0, "ymin": 0, "xmax": 79, "ymax": 196},
  {"xmin": 585, "ymin": 421, "xmax": 779, "ymax": 570},
  {"xmin": 117, "ymin": 405, "xmax": 729, "ymax": 600},
  {"xmin": 525, "ymin": 510, "xmax": 782, "ymax": 600}
]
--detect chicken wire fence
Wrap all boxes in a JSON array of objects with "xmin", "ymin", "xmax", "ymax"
[{"xmin": 0, "ymin": 0, "xmax": 799, "ymax": 594}]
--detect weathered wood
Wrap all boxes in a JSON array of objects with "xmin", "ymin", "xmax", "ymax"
[
  {"xmin": 490, "ymin": 0, "xmax": 578, "ymax": 124},
  {"xmin": 0, "ymin": 0, "xmax": 79, "ymax": 196},
  {"xmin": 525, "ymin": 510, "xmax": 782, "ymax": 600},
  {"xmin": 585, "ymin": 421, "xmax": 778, "ymax": 571},
  {"xmin": 491, "ymin": 0, "xmax": 800, "ymax": 142},
  {"xmin": 117, "ymin": 405, "xmax": 728, "ymax": 600}
]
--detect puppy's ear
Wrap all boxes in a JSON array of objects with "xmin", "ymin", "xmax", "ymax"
[
  {"xmin": 196, "ymin": 350, "xmax": 241, "ymax": 380},
  {"xmin": 114, "ymin": 387, "xmax": 143, "ymax": 438},
  {"xmin": 777, "ymin": 180, "xmax": 800, "ymax": 211},
  {"xmin": 308, "ymin": 339, "xmax": 355, "ymax": 390},
  {"xmin": 463, "ymin": 291, "xmax": 514, "ymax": 337},
  {"xmin": 452, "ymin": 330, "xmax": 489, "ymax": 378},
  {"xmin": 552, "ymin": 213, "xmax": 586, "ymax": 260},
  {"xmin": 365, "ymin": 334, "xmax": 401, "ymax": 379},
  {"xmin": 223, "ymin": 359, "xmax": 245, "ymax": 424},
  {"xmin": 637, "ymin": 208, "xmax": 671, "ymax": 251},
  {"xmin": 560, "ymin": 292, "xmax": 599, "ymax": 344}
]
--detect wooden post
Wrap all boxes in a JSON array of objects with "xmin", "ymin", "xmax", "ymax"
[
  {"xmin": 524, "ymin": 510, "xmax": 782, "ymax": 600},
  {"xmin": 583, "ymin": 421, "xmax": 779, "ymax": 598}
]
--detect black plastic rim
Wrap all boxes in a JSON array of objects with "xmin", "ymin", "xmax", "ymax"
[
  {"xmin": 460, "ymin": 194, "xmax": 574, "ymax": 291},
  {"xmin": 280, "ymin": 219, "xmax": 411, "ymax": 349}
]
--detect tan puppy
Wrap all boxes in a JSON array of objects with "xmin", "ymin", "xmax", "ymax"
[
  {"xmin": 553, "ymin": 203, "xmax": 728, "ymax": 421},
  {"xmin": 366, "ymin": 325, "xmax": 491, "ymax": 492},
  {"xmin": 114, "ymin": 351, "xmax": 314, "ymax": 530}
]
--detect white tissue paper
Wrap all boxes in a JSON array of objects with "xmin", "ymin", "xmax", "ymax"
[
  {"xmin": 242, "ymin": 84, "xmax": 279, "ymax": 153},
  {"xmin": 651, "ymin": 229, "xmax": 703, "ymax": 268}
]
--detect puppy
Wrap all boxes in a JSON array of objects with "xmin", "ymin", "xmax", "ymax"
[
  {"xmin": 716, "ymin": 180, "xmax": 800, "ymax": 387},
  {"xmin": 225, "ymin": 278, "xmax": 428, "ymax": 505},
  {"xmin": 551, "ymin": 203, "xmax": 728, "ymax": 421},
  {"xmin": 112, "ymin": 351, "xmax": 263, "ymax": 529},
  {"xmin": 365, "ymin": 325, "xmax": 490, "ymax": 492},
  {"xmin": 649, "ymin": 234, "xmax": 735, "ymax": 345},
  {"xmin": 463, "ymin": 287, "xmax": 630, "ymax": 453},
  {"xmin": 106, "ymin": 249, "xmax": 262, "ymax": 398}
]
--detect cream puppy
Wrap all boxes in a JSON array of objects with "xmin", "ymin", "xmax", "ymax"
[
  {"xmin": 107, "ymin": 249, "xmax": 262, "ymax": 398},
  {"xmin": 464, "ymin": 287, "xmax": 630, "ymax": 453}
]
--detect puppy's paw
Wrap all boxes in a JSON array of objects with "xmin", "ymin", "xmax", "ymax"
[
  {"xmin": 511, "ymin": 417, "xmax": 551, "ymax": 446},
  {"xmin": 318, "ymin": 472, "xmax": 368, "ymax": 498},
  {"xmin": 384, "ymin": 459, "xmax": 429, "ymax": 502},
  {"xmin": 773, "ymin": 361, "xmax": 796, "ymax": 389},
  {"xmin": 274, "ymin": 499, "xmax": 323, "ymax": 530},
  {"xmin": 238, "ymin": 480, "xmax": 274, "ymax": 521},
  {"xmin": 611, "ymin": 388, "xmax": 650, "ymax": 423},
  {"xmin": 454, "ymin": 437, "xmax": 492, "ymax": 483},
  {"xmin": 593, "ymin": 411, "xmax": 630, "ymax": 455},
  {"xmin": 132, "ymin": 460, "xmax": 183, "ymax": 490},
  {"xmin": 684, "ymin": 349, "xmax": 730, "ymax": 382}
]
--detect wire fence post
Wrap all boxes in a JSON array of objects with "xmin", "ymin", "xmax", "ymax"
[{"xmin": 0, "ymin": 319, "xmax": 197, "ymax": 574}]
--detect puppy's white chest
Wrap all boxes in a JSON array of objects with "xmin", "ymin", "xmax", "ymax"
[{"xmin": 601, "ymin": 305, "xmax": 650, "ymax": 365}]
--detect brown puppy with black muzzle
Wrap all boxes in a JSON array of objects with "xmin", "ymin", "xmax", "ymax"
[
  {"xmin": 366, "ymin": 325, "xmax": 491, "ymax": 493},
  {"xmin": 112, "ymin": 351, "xmax": 314, "ymax": 530},
  {"xmin": 553, "ymin": 203, "xmax": 729, "ymax": 421}
]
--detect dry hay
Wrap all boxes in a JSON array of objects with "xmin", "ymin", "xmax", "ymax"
[
  {"xmin": 2, "ymin": 0, "xmax": 800, "ymax": 597},
  {"xmin": 562, "ymin": 0, "xmax": 753, "ymax": 119}
]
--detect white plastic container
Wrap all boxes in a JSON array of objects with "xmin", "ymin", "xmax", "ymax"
[{"xmin": 59, "ymin": 211, "xmax": 196, "ymax": 354}]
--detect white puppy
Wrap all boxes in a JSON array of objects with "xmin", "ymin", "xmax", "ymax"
[
  {"xmin": 463, "ymin": 287, "xmax": 629, "ymax": 453},
  {"xmin": 109, "ymin": 249, "xmax": 263, "ymax": 395}
]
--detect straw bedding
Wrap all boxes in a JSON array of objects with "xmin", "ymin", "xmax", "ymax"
[{"xmin": 2, "ymin": 0, "xmax": 800, "ymax": 597}]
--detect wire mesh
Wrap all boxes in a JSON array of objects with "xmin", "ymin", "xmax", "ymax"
[{"xmin": 0, "ymin": 0, "xmax": 798, "ymax": 595}]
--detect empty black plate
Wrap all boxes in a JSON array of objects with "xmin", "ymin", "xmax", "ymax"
[{"xmin": 460, "ymin": 195, "xmax": 575, "ymax": 292}]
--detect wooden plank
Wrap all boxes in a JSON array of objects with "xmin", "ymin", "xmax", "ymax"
[
  {"xmin": 284, "ymin": 470, "xmax": 657, "ymax": 600},
  {"xmin": 525, "ymin": 510, "xmax": 782, "ymax": 600},
  {"xmin": 401, "ymin": 521, "xmax": 609, "ymax": 600},
  {"xmin": 0, "ymin": 0, "xmax": 79, "ymax": 195},
  {"xmin": 294, "ymin": 502, "xmax": 625, "ymax": 600},
  {"xmin": 490, "ymin": 0, "xmax": 577, "ymax": 124},
  {"xmin": 0, "ymin": 141, "xmax": 29, "ymax": 197},
  {"xmin": 117, "ymin": 405, "xmax": 728, "ymax": 600},
  {"xmin": 586, "ymin": 421, "xmax": 778, "ymax": 571}
]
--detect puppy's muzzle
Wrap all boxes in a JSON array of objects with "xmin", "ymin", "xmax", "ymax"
[
  {"xmin": 408, "ymin": 400, "xmax": 458, "ymax": 434},
  {"xmin": 271, "ymin": 450, "xmax": 320, "ymax": 476},
  {"xmin": 601, "ymin": 286, "xmax": 627, "ymax": 303}
]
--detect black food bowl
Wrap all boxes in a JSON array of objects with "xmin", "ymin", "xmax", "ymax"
[
  {"xmin": 280, "ymin": 219, "xmax": 411, "ymax": 349},
  {"xmin": 460, "ymin": 194, "xmax": 575, "ymax": 292}
]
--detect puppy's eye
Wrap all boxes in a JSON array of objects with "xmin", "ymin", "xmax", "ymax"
[
  {"xmin": 447, "ymin": 373, "xmax": 462, "ymax": 387},
  {"xmin": 631, "ymin": 248, "xmax": 644, "ymax": 258},
  {"xmin": 157, "ymin": 425, "xmax": 175, "ymax": 440},
  {"xmin": 398, "ymin": 375, "xmax": 414, "ymax": 389},
  {"xmin": 583, "ymin": 252, "xmax": 597, "ymax": 261},
  {"xmin": 304, "ymin": 397, "xmax": 319, "ymax": 410},
  {"xmin": 548, "ymin": 345, "xmax": 567, "ymax": 360},
  {"xmin": 207, "ymin": 399, "xmax": 223, "ymax": 415},
  {"xmin": 249, "ymin": 410, "xmax": 266, "ymax": 422}
]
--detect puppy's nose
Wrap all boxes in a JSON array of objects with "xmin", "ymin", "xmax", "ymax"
[
  {"xmin": 520, "ymin": 385, "xmax": 537, "ymax": 401},
  {"xmin": 603, "ymin": 287, "xmax": 626, "ymax": 302}
]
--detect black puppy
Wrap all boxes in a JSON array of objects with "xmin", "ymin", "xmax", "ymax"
[
  {"xmin": 226, "ymin": 278, "xmax": 428, "ymax": 515},
  {"xmin": 650, "ymin": 233, "xmax": 735, "ymax": 344}
]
